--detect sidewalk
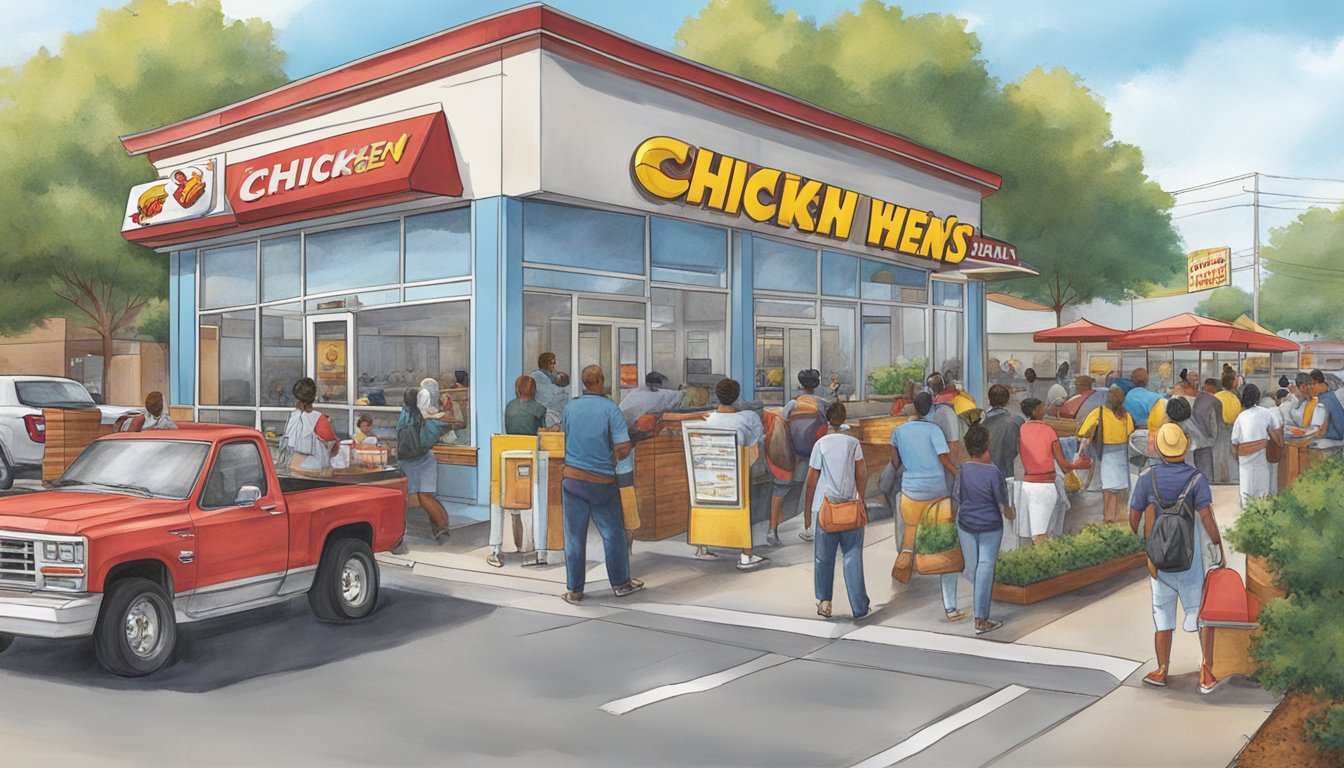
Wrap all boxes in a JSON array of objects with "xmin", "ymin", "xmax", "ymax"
[{"xmin": 383, "ymin": 482, "xmax": 1278, "ymax": 768}]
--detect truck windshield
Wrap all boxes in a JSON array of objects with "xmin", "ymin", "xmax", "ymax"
[
  {"xmin": 16, "ymin": 380, "xmax": 96, "ymax": 409},
  {"xmin": 57, "ymin": 440, "xmax": 210, "ymax": 499}
]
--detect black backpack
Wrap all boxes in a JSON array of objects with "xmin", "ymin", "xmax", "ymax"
[
  {"xmin": 1143, "ymin": 466, "xmax": 1200, "ymax": 573},
  {"xmin": 397, "ymin": 418, "xmax": 430, "ymax": 460}
]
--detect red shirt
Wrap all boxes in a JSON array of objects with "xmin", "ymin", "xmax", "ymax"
[{"xmin": 1019, "ymin": 421, "xmax": 1059, "ymax": 483}]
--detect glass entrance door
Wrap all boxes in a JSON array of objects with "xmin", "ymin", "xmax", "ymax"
[
  {"xmin": 755, "ymin": 325, "xmax": 815, "ymax": 405},
  {"xmin": 576, "ymin": 321, "xmax": 643, "ymax": 401},
  {"xmin": 306, "ymin": 313, "xmax": 355, "ymax": 436}
]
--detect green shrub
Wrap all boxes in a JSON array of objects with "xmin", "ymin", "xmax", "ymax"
[
  {"xmin": 994, "ymin": 523, "xmax": 1144, "ymax": 587},
  {"xmin": 915, "ymin": 521, "xmax": 958, "ymax": 554},
  {"xmin": 1226, "ymin": 458, "xmax": 1344, "ymax": 752},
  {"xmin": 866, "ymin": 356, "xmax": 928, "ymax": 396}
]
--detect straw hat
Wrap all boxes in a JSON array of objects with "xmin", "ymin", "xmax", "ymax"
[{"xmin": 1156, "ymin": 423, "xmax": 1189, "ymax": 458}]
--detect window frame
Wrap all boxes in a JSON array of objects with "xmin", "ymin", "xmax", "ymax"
[{"xmin": 196, "ymin": 439, "xmax": 270, "ymax": 511}]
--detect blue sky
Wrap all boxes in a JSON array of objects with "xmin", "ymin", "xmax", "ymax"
[{"xmin": 8, "ymin": 1, "xmax": 1344, "ymax": 290}]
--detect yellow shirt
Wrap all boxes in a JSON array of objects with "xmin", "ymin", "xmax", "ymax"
[
  {"xmin": 1078, "ymin": 407, "xmax": 1136, "ymax": 445},
  {"xmin": 1215, "ymin": 390, "xmax": 1242, "ymax": 425},
  {"xmin": 949, "ymin": 390, "xmax": 977, "ymax": 416},
  {"xmin": 1147, "ymin": 398, "xmax": 1169, "ymax": 433}
]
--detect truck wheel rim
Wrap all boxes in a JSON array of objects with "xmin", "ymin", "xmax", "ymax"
[
  {"xmin": 124, "ymin": 596, "xmax": 162, "ymax": 659},
  {"xmin": 341, "ymin": 557, "xmax": 369, "ymax": 608}
]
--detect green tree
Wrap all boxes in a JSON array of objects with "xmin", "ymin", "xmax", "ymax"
[
  {"xmin": 1259, "ymin": 206, "xmax": 1344, "ymax": 338},
  {"xmin": 0, "ymin": 0, "xmax": 287, "ymax": 394},
  {"xmin": 676, "ymin": 0, "xmax": 1183, "ymax": 324},
  {"xmin": 1195, "ymin": 285, "xmax": 1253, "ymax": 322}
]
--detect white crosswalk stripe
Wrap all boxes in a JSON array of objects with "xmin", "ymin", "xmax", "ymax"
[{"xmin": 849, "ymin": 685, "xmax": 1031, "ymax": 767}]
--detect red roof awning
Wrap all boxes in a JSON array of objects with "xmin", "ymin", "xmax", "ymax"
[
  {"xmin": 1106, "ymin": 313, "xmax": 1298, "ymax": 352},
  {"xmin": 1033, "ymin": 318, "xmax": 1127, "ymax": 344}
]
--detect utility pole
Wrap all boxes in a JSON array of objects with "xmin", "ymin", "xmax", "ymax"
[{"xmin": 1252, "ymin": 171, "xmax": 1261, "ymax": 323}]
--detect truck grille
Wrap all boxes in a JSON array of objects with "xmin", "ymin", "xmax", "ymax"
[{"xmin": 0, "ymin": 538, "xmax": 37, "ymax": 588}]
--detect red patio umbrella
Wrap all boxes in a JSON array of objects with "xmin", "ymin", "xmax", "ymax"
[
  {"xmin": 1106, "ymin": 313, "xmax": 1298, "ymax": 352},
  {"xmin": 1032, "ymin": 318, "xmax": 1127, "ymax": 344}
]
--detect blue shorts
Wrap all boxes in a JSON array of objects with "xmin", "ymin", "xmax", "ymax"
[{"xmin": 401, "ymin": 451, "xmax": 438, "ymax": 495}]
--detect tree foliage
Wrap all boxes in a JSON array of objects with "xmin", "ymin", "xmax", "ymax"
[
  {"xmin": 0, "ymin": 0, "xmax": 287, "ymax": 389},
  {"xmin": 1195, "ymin": 285, "xmax": 1253, "ymax": 323},
  {"xmin": 1227, "ymin": 460, "xmax": 1344, "ymax": 752},
  {"xmin": 1259, "ymin": 206, "xmax": 1344, "ymax": 338},
  {"xmin": 675, "ymin": 0, "xmax": 1183, "ymax": 322}
]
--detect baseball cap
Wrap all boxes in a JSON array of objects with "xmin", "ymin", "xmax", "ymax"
[
  {"xmin": 1156, "ymin": 423, "xmax": 1189, "ymax": 458},
  {"xmin": 645, "ymin": 371, "xmax": 668, "ymax": 385}
]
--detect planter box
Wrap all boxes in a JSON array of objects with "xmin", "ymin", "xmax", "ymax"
[
  {"xmin": 992, "ymin": 551, "xmax": 1146, "ymax": 604},
  {"xmin": 1246, "ymin": 554, "xmax": 1287, "ymax": 606}
]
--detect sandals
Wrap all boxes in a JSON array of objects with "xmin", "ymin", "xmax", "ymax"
[
  {"xmin": 1142, "ymin": 665, "xmax": 1168, "ymax": 688},
  {"xmin": 974, "ymin": 618, "xmax": 1002, "ymax": 635},
  {"xmin": 693, "ymin": 547, "xmax": 720, "ymax": 560},
  {"xmin": 561, "ymin": 590, "xmax": 584, "ymax": 605},
  {"xmin": 1199, "ymin": 664, "xmax": 1223, "ymax": 695},
  {"xmin": 486, "ymin": 552, "xmax": 503, "ymax": 568},
  {"xmin": 945, "ymin": 608, "xmax": 966, "ymax": 623},
  {"xmin": 613, "ymin": 578, "xmax": 645, "ymax": 597},
  {"xmin": 816, "ymin": 600, "xmax": 833, "ymax": 619},
  {"xmin": 430, "ymin": 524, "xmax": 450, "ymax": 544},
  {"xmin": 736, "ymin": 554, "xmax": 768, "ymax": 571}
]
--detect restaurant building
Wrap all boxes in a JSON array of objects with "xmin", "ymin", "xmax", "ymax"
[{"xmin": 119, "ymin": 4, "xmax": 1026, "ymax": 507}]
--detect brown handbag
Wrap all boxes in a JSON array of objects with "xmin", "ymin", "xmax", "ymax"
[
  {"xmin": 1266, "ymin": 433, "xmax": 1283, "ymax": 464},
  {"xmin": 817, "ymin": 443, "xmax": 867, "ymax": 533}
]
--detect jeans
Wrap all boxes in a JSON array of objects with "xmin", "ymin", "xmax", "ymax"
[
  {"xmin": 562, "ymin": 478, "xmax": 630, "ymax": 593},
  {"xmin": 959, "ymin": 526, "xmax": 1004, "ymax": 620},
  {"xmin": 814, "ymin": 526, "xmax": 869, "ymax": 616},
  {"xmin": 941, "ymin": 573, "xmax": 959, "ymax": 613}
]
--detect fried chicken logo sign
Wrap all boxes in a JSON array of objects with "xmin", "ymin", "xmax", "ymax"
[{"xmin": 124, "ymin": 160, "xmax": 216, "ymax": 229}]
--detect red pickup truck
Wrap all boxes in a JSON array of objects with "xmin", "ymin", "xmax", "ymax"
[{"xmin": 0, "ymin": 425, "xmax": 407, "ymax": 676}]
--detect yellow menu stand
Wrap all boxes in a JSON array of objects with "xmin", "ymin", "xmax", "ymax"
[{"xmin": 683, "ymin": 426, "xmax": 752, "ymax": 550}]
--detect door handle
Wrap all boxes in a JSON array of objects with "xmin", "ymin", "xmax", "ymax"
[{"xmin": 262, "ymin": 504, "xmax": 279, "ymax": 513}]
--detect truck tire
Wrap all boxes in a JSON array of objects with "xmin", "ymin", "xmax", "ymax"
[
  {"xmin": 0, "ymin": 451, "xmax": 13, "ymax": 491},
  {"xmin": 0, "ymin": 632, "xmax": 13, "ymax": 653},
  {"xmin": 94, "ymin": 577, "xmax": 176, "ymax": 677},
  {"xmin": 308, "ymin": 537, "xmax": 379, "ymax": 622}
]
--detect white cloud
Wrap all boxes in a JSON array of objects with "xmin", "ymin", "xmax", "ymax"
[
  {"xmin": 1106, "ymin": 30, "xmax": 1344, "ymax": 265},
  {"xmin": 216, "ymin": 0, "xmax": 315, "ymax": 28},
  {"xmin": 0, "ymin": 28, "xmax": 67, "ymax": 67}
]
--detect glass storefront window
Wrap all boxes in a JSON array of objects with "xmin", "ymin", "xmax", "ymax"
[
  {"xmin": 200, "ymin": 243, "xmax": 257, "ymax": 310},
  {"xmin": 198, "ymin": 310, "xmax": 256, "ymax": 406},
  {"xmin": 651, "ymin": 288, "xmax": 727, "ymax": 403},
  {"xmin": 305, "ymin": 289, "xmax": 400, "ymax": 314},
  {"xmin": 820, "ymin": 304, "xmax": 857, "ymax": 400},
  {"xmin": 754, "ymin": 297, "xmax": 817, "ymax": 320},
  {"xmin": 524, "ymin": 292, "xmax": 572, "ymax": 379},
  {"xmin": 821, "ymin": 251, "xmax": 858, "ymax": 298},
  {"xmin": 405, "ymin": 208, "xmax": 471, "ymax": 283},
  {"xmin": 932, "ymin": 280, "xmax": 964, "ymax": 308},
  {"xmin": 578, "ymin": 297, "xmax": 646, "ymax": 320},
  {"xmin": 753, "ymin": 237, "xmax": 817, "ymax": 293},
  {"xmin": 1146, "ymin": 349, "xmax": 1175, "ymax": 392},
  {"xmin": 862, "ymin": 305, "xmax": 927, "ymax": 397},
  {"xmin": 306, "ymin": 220, "xmax": 399, "ymax": 295},
  {"xmin": 196, "ymin": 409, "xmax": 257, "ymax": 426},
  {"xmin": 260, "ymin": 303, "xmax": 303, "ymax": 408},
  {"xmin": 355, "ymin": 301, "xmax": 471, "ymax": 437},
  {"xmin": 523, "ymin": 201, "xmax": 645, "ymax": 275},
  {"xmin": 650, "ymin": 217, "xmax": 727, "ymax": 287},
  {"xmin": 523, "ymin": 268, "xmax": 644, "ymax": 296},
  {"xmin": 933, "ymin": 308, "xmax": 965, "ymax": 384},
  {"xmin": 260, "ymin": 237, "xmax": 300, "ymax": 302},
  {"xmin": 861, "ymin": 259, "xmax": 927, "ymax": 303}
]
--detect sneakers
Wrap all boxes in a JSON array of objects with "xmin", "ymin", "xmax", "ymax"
[
  {"xmin": 561, "ymin": 590, "xmax": 584, "ymax": 605},
  {"xmin": 945, "ymin": 608, "xmax": 966, "ymax": 622},
  {"xmin": 816, "ymin": 600, "xmax": 833, "ymax": 619},
  {"xmin": 613, "ymin": 578, "xmax": 645, "ymax": 597},
  {"xmin": 975, "ymin": 618, "xmax": 1003, "ymax": 636},
  {"xmin": 765, "ymin": 530, "xmax": 782, "ymax": 547},
  {"xmin": 736, "ymin": 553, "xmax": 767, "ymax": 571},
  {"xmin": 798, "ymin": 528, "xmax": 814, "ymax": 542}
]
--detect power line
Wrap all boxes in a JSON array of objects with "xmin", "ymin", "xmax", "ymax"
[
  {"xmin": 1166, "ymin": 173, "xmax": 1257, "ymax": 195},
  {"xmin": 1260, "ymin": 172, "xmax": 1344, "ymax": 185},
  {"xmin": 1172, "ymin": 191, "xmax": 1249, "ymax": 207}
]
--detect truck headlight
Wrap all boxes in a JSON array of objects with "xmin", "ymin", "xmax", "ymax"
[{"xmin": 37, "ymin": 538, "xmax": 87, "ymax": 592}]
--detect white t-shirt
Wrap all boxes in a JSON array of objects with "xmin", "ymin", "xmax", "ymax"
[
  {"xmin": 1231, "ymin": 405, "xmax": 1280, "ymax": 447},
  {"xmin": 808, "ymin": 432, "xmax": 862, "ymax": 513},
  {"xmin": 702, "ymin": 409, "xmax": 765, "ymax": 448}
]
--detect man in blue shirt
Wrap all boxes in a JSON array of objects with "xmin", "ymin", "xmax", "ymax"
[
  {"xmin": 1310, "ymin": 369, "xmax": 1344, "ymax": 441},
  {"xmin": 1129, "ymin": 423, "xmax": 1226, "ymax": 695},
  {"xmin": 1122, "ymin": 368, "xmax": 1162, "ymax": 425},
  {"xmin": 559, "ymin": 365, "xmax": 643, "ymax": 604}
]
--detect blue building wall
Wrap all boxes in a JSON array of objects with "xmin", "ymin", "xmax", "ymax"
[
  {"xmin": 966, "ymin": 280, "xmax": 987, "ymax": 406},
  {"xmin": 169, "ymin": 250, "xmax": 197, "ymax": 406}
]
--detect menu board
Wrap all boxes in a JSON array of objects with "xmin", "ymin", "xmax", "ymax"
[{"xmin": 682, "ymin": 427, "xmax": 741, "ymax": 508}]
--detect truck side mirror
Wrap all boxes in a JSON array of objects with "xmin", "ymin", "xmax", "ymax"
[{"xmin": 235, "ymin": 485, "xmax": 262, "ymax": 507}]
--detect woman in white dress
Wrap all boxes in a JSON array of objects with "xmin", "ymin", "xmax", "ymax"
[
  {"xmin": 280, "ymin": 377, "xmax": 338, "ymax": 475},
  {"xmin": 1230, "ymin": 384, "xmax": 1283, "ymax": 504}
]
